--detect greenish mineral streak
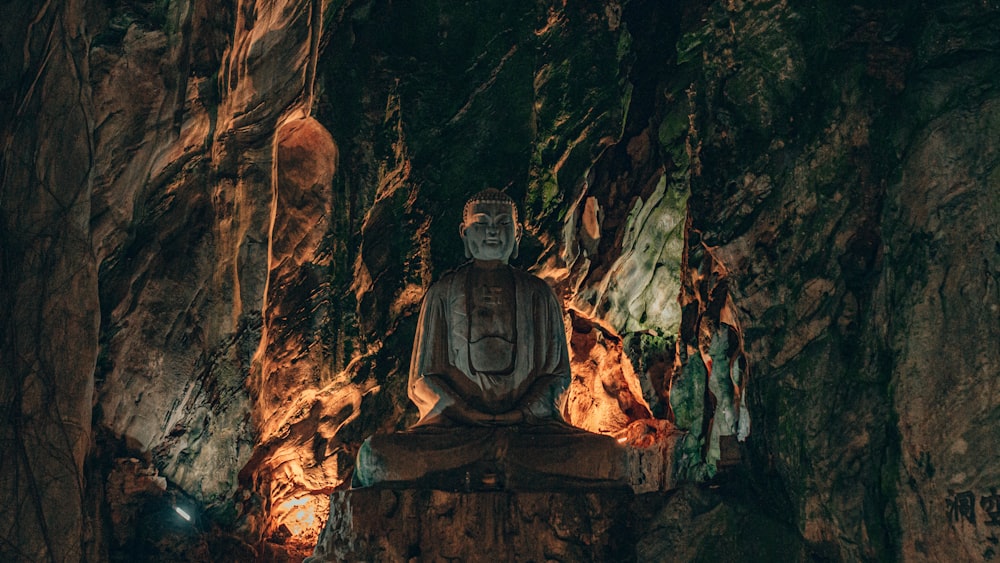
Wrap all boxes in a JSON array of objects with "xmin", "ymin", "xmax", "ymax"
[
  {"xmin": 670, "ymin": 351, "xmax": 707, "ymax": 482},
  {"xmin": 675, "ymin": 432, "xmax": 712, "ymax": 481},
  {"xmin": 621, "ymin": 175, "xmax": 665, "ymax": 251},
  {"xmin": 707, "ymin": 328, "xmax": 735, "ymax": 436},
  {"xmin": 659, "ymin": 105, "xmax": 691, "ymax": 177},
  {"xmin": 668, "ymin": 328, "xmax": 740, "ymax": 479},
  {"xmin": 702, "ymin": 328, "xmax": 734, "ymax": 473},
  {"xmin": 676, "ymin": 23, "xmax": 709, "ymax": 67},
  {"xmin": 732, "ymin": 360, "xmax": 750, "ymax": 442},
  {"xmin": 671, "ymin": 351, "xmax": 703, "ymax": 424},
  {"xmin": 598, "ymin": 174, "xmax": 686, "ymax": 335},
  {"xmin": 525, "ymin": 170, "xmax": 562, "ymax": 220},
  {"xmin": 526, "ymin": 5, "xmax": 632, "ymax": 230}
]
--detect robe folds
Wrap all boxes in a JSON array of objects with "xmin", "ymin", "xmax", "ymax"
[
  {"xmin": 408, "ymin": 263, "xmax": 571, "ymax": 425},
  {"xmin": 353, "ymin": 263, "xmax": 626, "ymax": 489}
]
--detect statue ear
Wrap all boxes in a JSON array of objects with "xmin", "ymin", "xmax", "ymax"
[
  {"xmin": 460, "ymin": 222, "xmax": 471, "ymax": 259},
  {"xmin": 511, "ymin": 224, "xmax": 522, "ymax": 260}
]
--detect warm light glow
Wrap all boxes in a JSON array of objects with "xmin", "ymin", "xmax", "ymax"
[
  {"xmin": 174, "ymin": 506, "xmax": 192, "ymax": 522},
  {"xmin": 275, "ymin": 495, "xmax": 326, "ymax": 538}
]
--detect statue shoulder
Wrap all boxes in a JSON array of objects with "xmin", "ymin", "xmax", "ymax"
[
  {"xmin": 423, "ymin": 264, "xmax": 470, "ymax": 300},
  {"xmin": 512, "ymin": 267, "xmax": 559, "ymax": 299},
  {"xmin": 438, "ymin": 263, "xmax": 474, "ymax": 286}
]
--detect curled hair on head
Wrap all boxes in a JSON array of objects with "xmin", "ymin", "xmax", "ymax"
[{"xmin": 463, "ymin": 188, "xmax": 518, "ymax": 225}]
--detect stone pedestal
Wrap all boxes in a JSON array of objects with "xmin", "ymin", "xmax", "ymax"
[
  {"xmin": 306, "ymin": 476, "xmax": 815, "ymax": 563},
  {"xmin": 305, "ymin": 488, "xmax": 635, "ymax": 562}
]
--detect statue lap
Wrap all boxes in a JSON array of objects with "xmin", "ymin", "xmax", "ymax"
[{"xmin": 355, "ymin": 422, "xmax": 626, "ymax": 490}]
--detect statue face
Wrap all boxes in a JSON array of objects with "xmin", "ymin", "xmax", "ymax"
[{"xmin": 461, "ymin": 200, "xmax": 520, "ymax": 263}]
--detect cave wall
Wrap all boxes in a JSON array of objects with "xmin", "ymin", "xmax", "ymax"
[
  {"xmin": 680, "ymin": 2, "xmax": 1000, "ymax": 560},
  {"xmin": 0, "ymin": 2, "xmax": 98, "ymax": 560},
  {"xmin": 1, "ymin": 0, "xmax": 998, "ymax": 561}
]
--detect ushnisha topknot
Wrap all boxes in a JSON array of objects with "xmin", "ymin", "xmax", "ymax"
[{"xmin": 463, "ymin": 188, "xmax": 518, "ymax": 225}]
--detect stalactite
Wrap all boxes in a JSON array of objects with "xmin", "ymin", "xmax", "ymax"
[{"xmin": 669, "ymin": 221, "xmax": 749, "ymax": 480}]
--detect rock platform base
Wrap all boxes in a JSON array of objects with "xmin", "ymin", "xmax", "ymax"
[
  {"xmin": 304, "ymin": 487, "xmax": 635, "ymax": 562},
  {"xmin": 304, "ymin": 475, "xmax": 815, "ymax": 562}
]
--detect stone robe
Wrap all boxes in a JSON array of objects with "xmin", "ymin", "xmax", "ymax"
[
  {"xmin": 408, "ymin": 263, "xmax": 570, "ymax": 425},
  {"xmin": 354, "ymin": 263, "xmax": 625, "ymax": 490}
]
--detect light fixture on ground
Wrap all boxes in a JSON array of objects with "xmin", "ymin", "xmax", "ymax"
[{"xmin": 174, "ymin": 506, "xmax": 193, "ymax": 522}]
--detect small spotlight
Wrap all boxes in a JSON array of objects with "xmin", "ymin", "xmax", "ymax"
[
  {"xmin": 174, "ymin": 506, "xmax": 192, "ymax": 522},
  {"xmin": 616, "ymin": 436, "xmax": 628, "ymax": 444}
]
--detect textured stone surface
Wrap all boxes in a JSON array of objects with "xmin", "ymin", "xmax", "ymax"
[
  {"xmin": 0, "ymin": 2, "xmax": 98, "ymax": 560},
  {"xmin": 885, "ymin": 71, "xmax": 1000, "ymax": 562},
  {"xmin": 678, "ymin": 1, "xmax": 1000, "ymax": 560},
  {"xmin": 2, "ymin": 0, "xmax": 999, "ymax": 561},
  {"xmin": 633, "ymin": 478, "xmax": 809, "ymax": 562},
  {"xmin": 2, "ymin": 1, "xmax": 687, "ymax": 559},
  {"xmin": 307, "ymin": 488, "xmax": 635, "ymax": 563},
  {"xmin": 309, "ymin": 479, "xmax": 809, "ymax": 563}
]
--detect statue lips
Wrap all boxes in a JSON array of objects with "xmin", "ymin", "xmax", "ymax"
[{"xmin": 471, "ymin": 236, "xmax": 510, "ymax": 261}]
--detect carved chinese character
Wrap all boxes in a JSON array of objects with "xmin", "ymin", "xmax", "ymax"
[
  {"xmin": 981, "ymin": 488, "xmax": 1000, "ymax": 526},
  {"xmin": 947, "ymin": 490, "xmax": 977, "ymax": 525}
]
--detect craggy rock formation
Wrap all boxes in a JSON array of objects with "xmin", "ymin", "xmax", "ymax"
[
  {"xmin": 681, "ymin": 2, "xmax": 1000, "ymax": 560},
  {"xmin": 1, "ymin": 0, "xmax": 998, "ymax": 562}
]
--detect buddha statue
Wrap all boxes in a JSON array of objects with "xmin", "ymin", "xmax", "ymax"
[{"xmin": 354, "ymin": 189, "xmax": 625, "ymax": 490}]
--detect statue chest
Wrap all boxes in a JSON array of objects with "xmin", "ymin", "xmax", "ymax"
[{"xmin": 466, "ymin": 268, "xmax": 517, "ymax": 375}]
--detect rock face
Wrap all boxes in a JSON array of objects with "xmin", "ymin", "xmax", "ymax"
[
  {"xmin": 679, "ymin": 2, "xmax": 1000, "ymax": 560},
  {"xmin": 307, "ymin": 479, "xmax": 812, "ymax": 563},
  {"xmin": 307, "ymin": 488, "xmax": 634, "ymax": 563},
  {"xmin": 1, "ymin": 0, "xmax": 998, "ymax": 562},
  {"xmin": 885, "ymin": 59, "xmax": 1000, "ymax": 562}
]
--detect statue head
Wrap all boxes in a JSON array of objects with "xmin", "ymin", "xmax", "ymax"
[{"xmin": 460, "ymin": 188, "xmax": 522, "ymax": 263}]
